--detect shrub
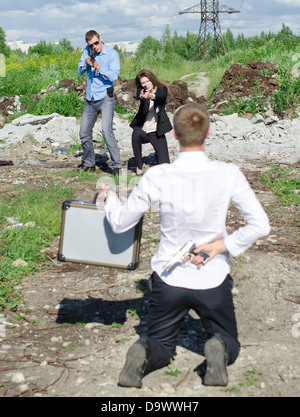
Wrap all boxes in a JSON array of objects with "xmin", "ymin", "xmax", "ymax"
[
  {"xmin": 21, "ymin": 91, "xmax": 85, "ymax": 118},
  {"xmin": 273, "ymin": 68, "xmax": 300, "ymax": 116}
]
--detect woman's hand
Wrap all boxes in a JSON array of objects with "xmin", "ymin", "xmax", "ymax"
[{"xmin": 140, "ymin": 88, "xmax": 155, "ymax": 100}]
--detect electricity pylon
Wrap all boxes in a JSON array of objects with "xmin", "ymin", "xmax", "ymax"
[{"xmin": 179, "ymin": 1, "xmax": 240, "ymax": 60}]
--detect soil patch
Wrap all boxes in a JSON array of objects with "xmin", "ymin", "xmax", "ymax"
[
  {"xmin": 0, "ymin": 148, "xmax": 299, "ymax": 398},
  {"xmin": 0, "ymin": 63, "xmax": 299, "ymax": 398}
]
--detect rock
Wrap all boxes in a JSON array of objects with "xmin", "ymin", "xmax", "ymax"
[
  {"xmin": 19, "ymin": 384, "xmax": 29, "ymax": 393},
  {"xmin": 11, "ymin": 372, "xmax": 25, "ymax": 384},
  {"xmin": 251, "ymin": 114, "xmax": 265, "ymax": 124},
  {"xmin": 232, "ymin": 287, "xmax": 240, "ymax": 296},
  {"xmin": 51, "ymin": 336, "xmax": 60, "ymax": 343},
  {"xmin": 1, "ymin": 113, "xmax": 79, "ymax": 147},
  {"xmin": 265, "ymin": 116, "xmax": 279, "ymax": 125},
  {"xmin": 12, "ymin": 113, "xmax": 60, "ymax": 127},
  {"xmin": 12, "ymin": 259, "xmax": 28, "ymax": 267},
  {"xmin": 76, "ymin": 377, "xmax": 86, "ymax": 385}
]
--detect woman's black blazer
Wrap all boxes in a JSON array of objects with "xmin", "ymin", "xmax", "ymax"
[{"xmin": 130, "ymin": 87, "xmax": 173, "ymax": 137}]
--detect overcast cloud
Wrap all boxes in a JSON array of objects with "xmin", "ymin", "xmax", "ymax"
[{"xmin": 0, "ymin": 0, "xmax": 299, "ymax": 48}]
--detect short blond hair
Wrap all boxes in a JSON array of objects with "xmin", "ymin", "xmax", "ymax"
[{"xmin": 173, "ymin": 104, "xmax": 210, "ymax": 147}]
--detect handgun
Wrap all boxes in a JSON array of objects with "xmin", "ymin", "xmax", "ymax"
[
  {"xmin": 88, "ymin": 48, "xmax": 97, "ymax": 72},
  {"xmin": 163, "ymin": 241, "xmax": 210, "ymax": 273}
]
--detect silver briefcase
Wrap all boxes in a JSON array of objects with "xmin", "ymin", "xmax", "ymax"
[{"xmin": 58, "ymin": 199, "xmax": 143, "ymax": 270}]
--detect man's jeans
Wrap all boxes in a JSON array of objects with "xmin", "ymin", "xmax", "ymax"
[{"xmin": 79, "ymin": 95, "xmax": 122, "ymax": 169}]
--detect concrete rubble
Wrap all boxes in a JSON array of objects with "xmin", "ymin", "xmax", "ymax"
[{"xmin": 0, "ymin": 110, "xmax": 299, "ymax": 166}]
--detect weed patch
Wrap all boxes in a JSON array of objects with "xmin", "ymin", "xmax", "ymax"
[
  {"xmin": 0, "ymin": 182, "xmax": 75, "ymax": 310},
  {"xmin": 261, "ymin": 163, "xmax": 300, "ymax": 206}
]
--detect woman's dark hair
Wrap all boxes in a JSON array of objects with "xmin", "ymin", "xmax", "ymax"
[{"xmin": 135, "ymin": 69, "xmax": 166, "ymax": 89}]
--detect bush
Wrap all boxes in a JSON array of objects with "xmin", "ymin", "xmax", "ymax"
[
  {"xmin": 21, "ymin": 91, "xmax": 85, "ymax": 118},
  {"xmin": 0, "ymin": 182, "xmax": 75, "ymax": 310},
  {"xmin": 273, "ymin": 68, "xmax": 300, "ymax": 116},
  {"xmin": 1, "ymin": 50, "xmax": 83, "ymax": 97}
]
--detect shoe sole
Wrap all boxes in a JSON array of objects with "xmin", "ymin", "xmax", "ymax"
[
  {"xmin": 118, "ymin": 343, "xmax": 146, "ymax": 388},
  {"xmin": 204, "ymin": 338, "xmax": 228, "ymax": 387}
]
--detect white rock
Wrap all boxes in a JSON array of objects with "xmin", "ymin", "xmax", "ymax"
[
  {"xmin": 12, "ymin": 259, "xmax": 28, "ymax": 267},
  {"xmin": 251, "ymin": 114, "xmax": 265, "ymax": 124},
  {"xmin": 51, "ymin": 336, "xmax": 60, "ymax": 343},
  {"xmin": 76, "ymin": 377, "xmax": 86, "ymax": 385},
  {"xmin": 19, "ymin": 384, "xmax": 29, "ymax": 393},
  {"xmin": 232, "ymin": 287, "xmax": 240, "ymax": 296},
  {"xmin": 11, "ymin": 372, "xmax": 25, "ymax": 384},
  {"xmin": 12, "ymin": 113, "xmax": 60, "ymax": 126},
  {"xmin": 265, "ymin": 116, "xmax": 279, "ymax": 125}
]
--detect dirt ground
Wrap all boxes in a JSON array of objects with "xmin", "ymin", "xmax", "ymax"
[
  {"xmin": 0, "ymin": 65, "xmax": 299, "ymax": 399},
  {"xmin": 0, "ymin": 146, "xmax": 299, "ymax": 399}
]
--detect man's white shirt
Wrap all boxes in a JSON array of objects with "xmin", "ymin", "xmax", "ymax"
[{"xmin": 105, "ymin": 152, "xmax": 270, "ymax": 290}]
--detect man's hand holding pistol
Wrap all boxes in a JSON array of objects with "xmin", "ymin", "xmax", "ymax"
[{"xmin": 164, "ymin": 239, "xmax": 227, "ymax": 273}]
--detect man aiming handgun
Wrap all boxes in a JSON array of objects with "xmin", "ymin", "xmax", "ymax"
[{"xmin": 97, "ymin": 104, "xmax": 270, "ymax": 388}]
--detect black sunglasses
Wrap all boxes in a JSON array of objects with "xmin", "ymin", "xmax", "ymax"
[{"xmin": 89, "ymin": 40, "xmax": 100, "ymax": 48}]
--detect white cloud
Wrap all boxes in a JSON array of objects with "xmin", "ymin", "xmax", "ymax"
[
  {"xmin": 275, "ymin": 0, "xmax": 300, "ymax": 5},
  {"xmin": 0, "ymin": 0, "xmax": 299, "ymax": 47}
]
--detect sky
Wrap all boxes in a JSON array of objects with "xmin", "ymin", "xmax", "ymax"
[{"xmin": 0, "ymin": 0, "xmax": 299, "ymax": 48}]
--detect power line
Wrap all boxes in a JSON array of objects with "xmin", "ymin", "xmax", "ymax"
[{"xmin": 179, "ymin": 1, "xmax": 240, "ymax": 59}]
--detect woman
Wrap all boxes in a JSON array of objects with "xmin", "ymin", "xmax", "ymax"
[{"xmin": 130, "ymin": 69, "xmax": 173, "ymax": 175}]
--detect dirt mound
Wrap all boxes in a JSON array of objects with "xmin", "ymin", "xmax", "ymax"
[
  {"xmin": 208, "ymin": 60, "xmax": 279, "ymax": 112},
  {"xmin": 0, "ymin": 61, "xmax": 280, "ymax": 125},
  {"xmin": 114, "ymin": 78, "xmax": 206, "ymax": 113},
  {"xmin": 0, "ymin": 97, "xmax": 15, "ymax": 120},
  {"xmin": 0, "ymin": 78, "xmax": 205, "ymax": 128}
]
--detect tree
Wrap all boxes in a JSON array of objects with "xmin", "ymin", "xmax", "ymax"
[
  {"xmin": 224, "ymin": 29, "xmax": 235, "ymax": 51},
  {"xmin": 57, "ymin": 38, "xmax": 74, "ymax": 52},
  {"xmin": 0, "ymin": 27, "xmax": 11, "ymax": 57},
  {"xmin": 135, "ymin": 36, "xmax": 162, "ymax": 59},
  {"xmin": 161, "ymin": 25, "xmax": 174, "ymax": 55},
  {"xmin": 111, "ymin": 44, "xmax": 127, "ymax": 60},
  {"xmin": 278, "ymin": 23, "xmax": 294, "ymax": 42},
  {"xmin": 28, "ymin": 40, "xmax": 54, "ymax": 55}
]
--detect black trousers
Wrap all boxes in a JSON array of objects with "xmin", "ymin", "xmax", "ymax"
[
  {"xmin": 131, "ymin": 128, "xmax": 170, "ymax": 170},
  {"xmin": 144, "ymin": 272, "xmax": 240, "ymax": 375}
]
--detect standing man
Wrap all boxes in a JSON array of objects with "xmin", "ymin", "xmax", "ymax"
[
  {"xmin": 97, "ymin": 104, "xmax": 270, "ymax": 388},
  {"xmin": 78, "ymin": 30, "xmax": 122, "ymax": 175}
]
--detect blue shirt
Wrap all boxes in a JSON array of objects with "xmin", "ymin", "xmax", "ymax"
[{"xmin": 78, "ymin": 43, "xmax": 120, "ymax": 101}]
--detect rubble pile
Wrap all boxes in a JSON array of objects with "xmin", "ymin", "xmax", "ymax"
[{"xmin": 208, "ymin": 61, "xmax": 279, "ymax": 113}]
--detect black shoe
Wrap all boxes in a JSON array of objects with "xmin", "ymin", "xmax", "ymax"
[
  {"xmin": 77, "ymin": 164, "xmax": 95, "ymax": 173},
  {"xmin": 204, "ymin": 336, "xmax": 228, "ymax": 387},
  {"xmin": 110, "ymin": 168, "xmax": 122, "ymax": 177},
  {"xmin": 118, "ymin": 339, "xmax": 150, "ymax": 388}
]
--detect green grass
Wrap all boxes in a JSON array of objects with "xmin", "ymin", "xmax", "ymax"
[
  {"xmin": 20, "ymin": 91, "xmax": 85, "ymax": 118},
  {"xmin": 0, "ymin": 181, "xmax": 75, "ymax": 311},
  {"xmin": 2, "ymin": 32, "xmax": 299, "ymax": 120},
  {"xmin": 261, "ymin": 163, "xmax": 300, "ymax": 206}
]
